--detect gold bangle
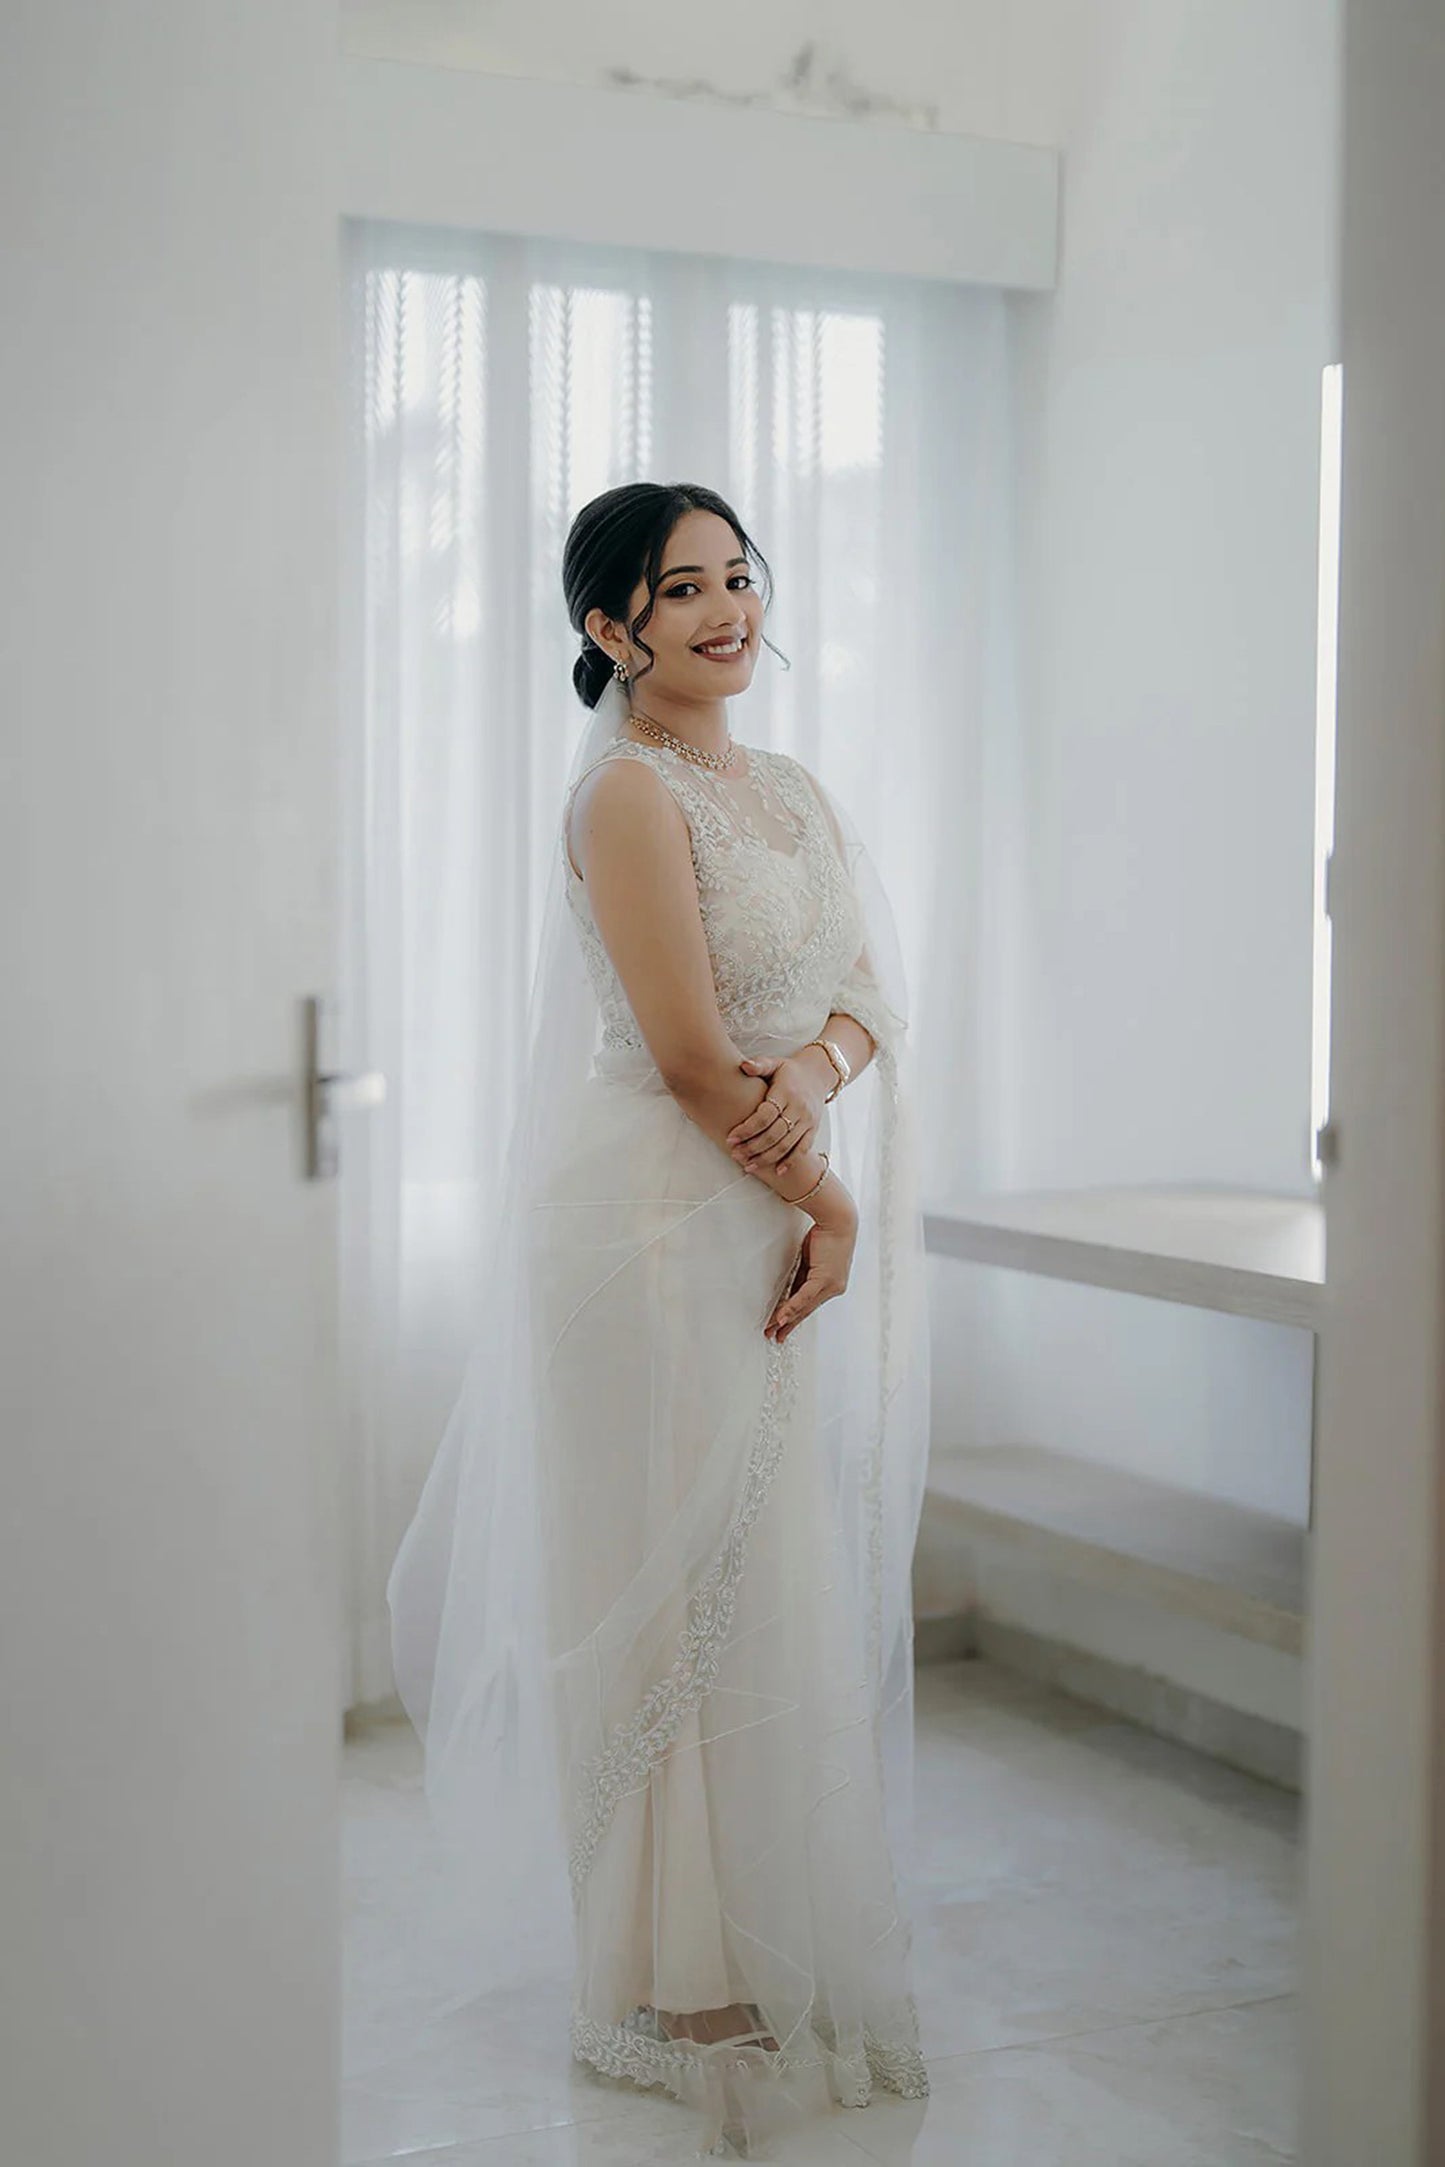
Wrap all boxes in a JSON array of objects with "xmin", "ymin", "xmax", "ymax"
[
  {"xmin": 782, "ymin": 1151, "xmax": 829, "ymax": 1206},
  {"xmin": 804, "ymin": 1037, "xmax": 848, "ymax": 1102}
]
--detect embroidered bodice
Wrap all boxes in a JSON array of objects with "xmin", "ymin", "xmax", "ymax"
[{"xmin": 561, "ymin": 739, "xmax": 891, "ymax": 1061}]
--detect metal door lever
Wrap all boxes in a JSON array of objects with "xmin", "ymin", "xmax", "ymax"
[{"xmin": 303, "ymin": 994, "xmax": 386, "ymax": 1180}]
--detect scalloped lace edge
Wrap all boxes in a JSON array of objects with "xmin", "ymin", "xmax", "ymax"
[{"xmin": 571, "ymin": 2002, "xmax": 930, "ymax": 2105}]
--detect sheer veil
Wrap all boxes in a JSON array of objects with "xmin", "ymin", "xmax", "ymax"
[{"xmin": 383, "ymin": 669, "xmax": 933, "ymax": 2089}]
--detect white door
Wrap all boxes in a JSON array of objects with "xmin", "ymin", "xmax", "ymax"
[{"xmin": 0, "ymin": 9, "xmax": 346, "ymax": 2165}]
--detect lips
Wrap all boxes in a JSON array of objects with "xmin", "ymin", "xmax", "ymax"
[{"xmin": 692, "ymin": 632, "xmax": 749, "ymax": 658}]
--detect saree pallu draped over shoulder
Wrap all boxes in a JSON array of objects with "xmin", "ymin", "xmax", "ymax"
[{"xmin": 386, "ymin": 677, "xmax": 932, "ymax": 2158}]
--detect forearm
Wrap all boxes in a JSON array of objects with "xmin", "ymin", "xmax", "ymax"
[
  {"xmin": 815, "ymin": 1012, "xmax": 876, "ymax": 1085},
  {"xmin": 780, "ymin": 1014, "xmax": 875, "ymax": 1116},
  {"xmin": 664, "ymin": 1047, "xmax": 853, "ymax": 1227}
]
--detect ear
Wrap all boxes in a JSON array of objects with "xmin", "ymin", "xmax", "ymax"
[{"xmin": 583, "ymin": 605, "xmax": 619, "ymax": 656}]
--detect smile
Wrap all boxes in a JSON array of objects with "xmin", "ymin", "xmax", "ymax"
[{"xmin": 691, "ymin": 632, "xmax": 749, "ymax": 659}]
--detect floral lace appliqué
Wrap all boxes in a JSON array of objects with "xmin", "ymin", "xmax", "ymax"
[{"xmin": 562, "ymin": 742, "xmax": 866, "ymax": 1055}]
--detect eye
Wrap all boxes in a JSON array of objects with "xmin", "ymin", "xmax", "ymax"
[{"xmin": 663, "ymin": 575, "xmax": 755, "ymax": 599}]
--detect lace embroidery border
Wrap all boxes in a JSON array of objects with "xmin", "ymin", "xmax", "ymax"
[
  {"xmin": 567, "ymin": 1332, "xmax": 802, "ymax": 1899},
  {"xmin": 571, "ymin": 2003, "xmax": 930, "ymax": 2105}
]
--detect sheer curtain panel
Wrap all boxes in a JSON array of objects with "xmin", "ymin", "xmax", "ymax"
[{"xmin": 338, "ymin": 217, "xmax": 1013, "ymax": 1708}]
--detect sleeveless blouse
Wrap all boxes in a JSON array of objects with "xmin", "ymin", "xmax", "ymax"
[{"xmin": 561, "ymin": 738, "xmax": 893, "ymax": 1058}]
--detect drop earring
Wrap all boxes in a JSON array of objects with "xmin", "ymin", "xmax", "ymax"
[{"xmin": 613, "ymin": 658, "xmax": 629, "ymax": 684}]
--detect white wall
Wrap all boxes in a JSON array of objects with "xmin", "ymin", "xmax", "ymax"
[
  {"xmin": 1000, "ymin": 0, "xmax": 1336, "ymax": 1196},
  {"xmin": 341, "ymin": 1, "xmax": 1041, "ymax": 138},
  {"xmin": 970, "ymin": 0, "xmax": 1337, "ymax": 1520}
]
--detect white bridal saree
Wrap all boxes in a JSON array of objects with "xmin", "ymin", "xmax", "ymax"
[{"xmin": 387, "ymin": 676, "xmax": 932, "ymax": 2157}]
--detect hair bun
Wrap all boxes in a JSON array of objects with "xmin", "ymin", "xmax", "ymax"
[{"xmin": 573, "ymin": 642, "xmax": 613, "ymax": 710}]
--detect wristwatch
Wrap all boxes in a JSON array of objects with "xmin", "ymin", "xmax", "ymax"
[{"xmin": 807, "ymin": 1035, "xmax": 851, "ymax": 1102}]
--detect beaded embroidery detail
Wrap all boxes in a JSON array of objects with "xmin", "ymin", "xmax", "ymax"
[{"xmin": 562, "ymin": 742, "xmax": 871, "ymax": 1054}]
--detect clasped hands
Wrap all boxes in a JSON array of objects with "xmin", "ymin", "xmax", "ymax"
[
  {"xmin": 726, "ymin": 1045, "xmax": 835, "ymax": 1173},
  {"xmin": 727, "ymin": 1043, "xmax": 856, "ymax": 1344}
]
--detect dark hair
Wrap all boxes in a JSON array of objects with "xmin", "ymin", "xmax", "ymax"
[{"xmin": 562, "ymin": 481, "xmax": 788, "ymax": 708}]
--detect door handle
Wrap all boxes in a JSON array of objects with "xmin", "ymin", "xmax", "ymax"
[{"xmin": 303, "ymin": 994, "xmax": 386, "ymax": 1180}]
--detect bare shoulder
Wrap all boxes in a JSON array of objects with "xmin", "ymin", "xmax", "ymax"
[
  {"xmin": 573, "ymin": 748, "xmax": 686, "ymax": 827},
  {"xmin": 568, "ymin": 749, "xmax": 691, "ymax": 876}
]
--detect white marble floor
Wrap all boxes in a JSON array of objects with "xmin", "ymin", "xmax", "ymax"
[{"xmin": 343, "ymin": 1656, "xmax": 1300, "ymax": 2165}]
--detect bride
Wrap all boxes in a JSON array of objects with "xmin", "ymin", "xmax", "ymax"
[{"xmin": 386, "ymin": 481, "xmax": 933, "ymax": 2158}]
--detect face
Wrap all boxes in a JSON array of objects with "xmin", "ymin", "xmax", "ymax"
[{"xmin": 587, "ymin": 508, "xmax": 764, "ymax": 699}]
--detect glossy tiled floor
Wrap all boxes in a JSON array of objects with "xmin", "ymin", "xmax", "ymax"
[{"xmin": 343, "ymin": 1657, "xmax": 1300, "ymax": 2165}]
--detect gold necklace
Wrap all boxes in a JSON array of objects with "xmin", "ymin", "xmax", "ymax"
[{"xmin": 627, "ymin": 707, "xmax": 737, "ymax": 773}]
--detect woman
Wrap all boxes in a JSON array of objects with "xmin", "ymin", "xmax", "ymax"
[{"xmin": 387, "ymin": 482, "xmax": 932, "ymax": 2158}]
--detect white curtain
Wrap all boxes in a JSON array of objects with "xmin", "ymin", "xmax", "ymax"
[{"xmin": 338, "ymin": 216, "xmax": 1015, "ymax": 1710}]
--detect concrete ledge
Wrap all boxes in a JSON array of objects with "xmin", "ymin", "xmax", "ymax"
[
  {"xmin": 923, "ymin": 1186, "xmax": 1323, "ymax": 1330},
  {"xmin": 343, "ymin": 1692, "xmax": 406, "ymax": 1739},
  {"xmin": 917, "ymin": 1619, "xmax": 1301, "ymax": 1791},
  {"xmin": 924, "ymin": 1444, "xmax": 1306, "ymax": 1656}
]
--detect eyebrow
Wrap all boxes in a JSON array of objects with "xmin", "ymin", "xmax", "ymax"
[{"xmin": 658, "ymin": 557, "xmax": 749, "ymax": 580}]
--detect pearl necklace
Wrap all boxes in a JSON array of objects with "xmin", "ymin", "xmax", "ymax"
[{"xmin": 627, "ymin": 708, "xmax": 737, "ymax": 773}]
